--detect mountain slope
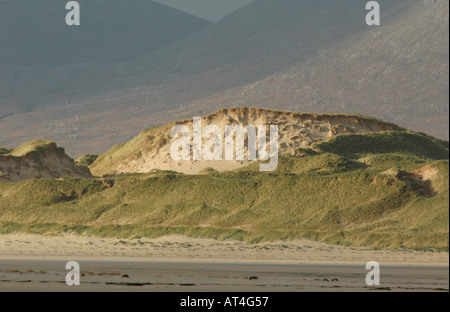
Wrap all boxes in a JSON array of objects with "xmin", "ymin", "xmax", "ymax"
[
  {"xmin": 0, "ymin": 0, "xmax": 210, "ymax": 116},
  {"xmin": 0, "ymin": 0, "xmax": 210, "ymax": 67},
  {"xmin": 203, "ymin": 0, "xmax": 449, "ymax": 140}
]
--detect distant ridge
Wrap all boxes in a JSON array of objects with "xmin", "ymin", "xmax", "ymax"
[
  {"xmin": 0, "ymin": 0, "xmax": 210, "ymax": 116},
  {"xmin": 0, "ymin": 0, "xmax": 210, "ymax": 67}
]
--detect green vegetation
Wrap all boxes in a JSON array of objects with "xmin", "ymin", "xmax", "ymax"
[
  {"xmin": 0, "ymin": 147, "xmax": 12, "ymax": 155},
  {"xmin": 315, "ymin": 131, "xmax": 449, "ymax": 160},
  {"xmin": 6, "ymin": 139, "xmax": 56, "ymax": 157},
  {"xmin": 0, "ymin": 131, "xmax": 448, "ymax": 249},
  {"xmin": 76, "ymin": 154, "xmax": 99, "ymax": 167}
]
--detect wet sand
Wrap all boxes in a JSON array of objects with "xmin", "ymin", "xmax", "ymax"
[{"xmin": 0, "ymin": 260, "xmax": 448, "ymax": 292}]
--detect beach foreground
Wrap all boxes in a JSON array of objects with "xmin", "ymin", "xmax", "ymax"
[
  {"xmin": 0, "ymin": 234, "xmax": 448, "ymax": 265},
  {"xmin": 0, "ymin": 234, "xmax": 448, "ymax": 291}
]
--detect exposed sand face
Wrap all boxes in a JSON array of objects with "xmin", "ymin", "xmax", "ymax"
[
  {"xmin": 0, "ymin": 234, "xmax": 447, "ymax": 267},
  {"xmin": 91, "ymin": 108, "xmax": 403, "ymax": 176}
]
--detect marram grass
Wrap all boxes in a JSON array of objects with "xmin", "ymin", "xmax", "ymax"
[{"xmin": 0, "ymin": 131, "xmax": 448, "ymax": 249}]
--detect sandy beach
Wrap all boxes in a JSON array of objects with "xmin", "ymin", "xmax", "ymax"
[
  {"xmin": 0, "ymin": 234, "xmax": 448, "ymax": 266},
  {"xmin": 0, "ymin": 234, "xmax": 448, "ymax": 291}
]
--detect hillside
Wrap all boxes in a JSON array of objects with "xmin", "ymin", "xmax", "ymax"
[
  {"xmin": 204, "ymin": 0, "xmax": 449, "ymax": 139},
  {"xmin": 0, "ymin": 123, "xmax": 448, "ymax": 249},
  {"xmin": 0, "ymin": 0, "xmax": 210, "ymax": 116},
  {"xmin": 0, "ymin": 140, "xmax": 91, "ymax": 182},
  {"xmin": 1, "ymin": 0, "xmax": 448, "ymax": 158},
  {"xmin": 0, "ymin": 0, "xmax": 210, "ymax": 67}
]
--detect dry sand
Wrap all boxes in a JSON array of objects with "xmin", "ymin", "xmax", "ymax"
[{"xmin": 0, "ymin": 234, "xmax": 447, "ymax": 266}]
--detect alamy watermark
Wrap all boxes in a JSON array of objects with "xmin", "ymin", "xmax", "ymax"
[
  {"xmin": 365, "ymin": 261, "xmax": 381, "ymax": 286},
  {"xmin": 65, "ymin": 261, "xmax": 80, "ymax": 286},
  {"xmin": 65, "ymin": 1, "xmax": 80, "ymax": 26},
  {"xmin": 366, "ymin": 1, "xmax": 381, "ymax": 26},
  {"xmin": 170, "ymin": 117, "xmax": 279, "ymax": 172}
]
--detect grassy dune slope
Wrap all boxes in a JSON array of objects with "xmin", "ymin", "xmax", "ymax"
[
  {"xmin": 6, "ymin": 140, "xmax": 58, "ymax": 157},
  {"xmin": 0, "ymin": 131, "xmax": 448, "ymax": 249},
  {"xmin": 75, "ymin": 154, "xmax": 99, "ymax": 168}
]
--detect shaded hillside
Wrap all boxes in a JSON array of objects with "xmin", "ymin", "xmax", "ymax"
[
  {"xmin": 205, "ymin": 0, "xmax": 449, "ymax": 140},
  {"xmin": 0, "ymin": 0, "xmax": 210, "ymax": 115},
  {"xmin": 0, "ymin": 140, "xmax": 91, "ymax": 182},
  {"xmin": 0, "ymin": 132, "xmax": 448, "ymax": 249},
  {"xmin": 0, "ymin": 0, "xmax": 209, "ymax": 67}
]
